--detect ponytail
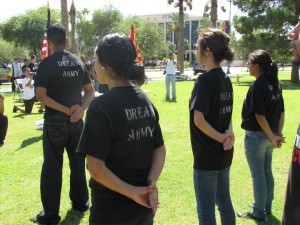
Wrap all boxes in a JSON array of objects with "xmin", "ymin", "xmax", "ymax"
[{"xmin": 265, "ymin": 60, "xmax": 279, "ymax": 96}]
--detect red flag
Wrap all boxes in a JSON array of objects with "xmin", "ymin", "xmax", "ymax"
[
  {"xmin": 41, "ymin": 7, "xmax": 51, "ymax": 60},
  {"xmin": 129, "ymin": 24, "xmax": 143, "ymax": 66}
]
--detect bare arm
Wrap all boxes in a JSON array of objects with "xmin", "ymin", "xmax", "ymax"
[
  {"xmin": 194, "ymin": 110, "xmax": 228, "ymax": 144},
  {"xmin": 277, "ymin": 111, "xmax": 285, "ymax": 134},
  {"xmin": 0, "ymin": 94, "xmax": 4, "ymax": 114},
  {"xmin": 288, "ymin": 21, "xmax": 300, "ymax": 40},
  {"xmin": 147, "ymin": 145, "xmax": 166, "ymax": 184},
  {"xmin": 25, "ymin": 76, "xmax": 33, "ymax": 87},
  {"xmin": 86, "ymin": 156, "xmax": 152, "ymax": 209}
]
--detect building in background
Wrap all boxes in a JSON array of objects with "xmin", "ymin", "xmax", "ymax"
[{"xmin": 139, "ymin": 13, "xmax": 224, "ymax": 64}]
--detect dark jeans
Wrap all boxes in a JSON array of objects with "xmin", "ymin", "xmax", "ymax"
[
  {"xmin": 24, "ymin": 97, "xmax": 35, "ymax": 113},
  {"xmin": 0, "ymin": 114, "xmax": 8, "ymax": 142},
  {"xmin": 90, "ymin": 213, "xmax": 154, "ymax": 225},
  {"xmin": 193, "ymin": 167, "xmax": 235, "ymax": 225},
  {"xmin": 38, "ymin": 118, "xmax": 89, "ymax": 224}
]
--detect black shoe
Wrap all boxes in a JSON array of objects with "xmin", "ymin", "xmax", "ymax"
[
  {"xmin": 165, "ymin": 97, "xmax": 170, "ymax": 102},
  {"xmin": 30, "ymin": 213, "xmax": 59, "ymax": 225},
  {"xmin": 171, "ymin": 98, "xmax": 177, "ymax": 102},
  {"xmin": 13, "ymin": 105, "xmax": 17, "ymax": 113},
  {"xmin": 249, "ymin": 203, "xmax": 272, "ymax": 215},
  {"xmin": 237, "ymin": 212, "xmax": 267, "ymax": 223}
]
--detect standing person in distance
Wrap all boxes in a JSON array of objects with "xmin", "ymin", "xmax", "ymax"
[
  {"xmin": 189, "ymin": 28, "xmax": 235, "ymax": 225},
  {"xmin": 77, "ymin": 33, "xmax": 166, "ymax": 225},
  {"xmin": 11, "ymin": 57, "xmax": 22, "ymax": 92},
  {"xmin": 237, "ymin": 50, "xmax": 285, "ymax": 222},
  {"xmin": 288, "ymin": 16, "xmax": 300, "ymax": 65},
  {"xmin": 30, "ymin": 23, "xmax": 95, "ymax": 225},
  {"xmin": 164, "ymin": 51, "xmax": 177, "ymax": 102}
]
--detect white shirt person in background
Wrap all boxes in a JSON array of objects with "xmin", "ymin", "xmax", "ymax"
[{"xmin": 164, "ymin": 51, "xmax": 177, "ymax": 102}]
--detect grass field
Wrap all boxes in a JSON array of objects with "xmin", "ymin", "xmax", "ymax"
[{"xmin": 0, "ymin": 71, "xmax": 299, "ymax": 225}]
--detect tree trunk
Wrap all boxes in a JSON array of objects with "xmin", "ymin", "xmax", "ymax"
[
  {"xmin": 61, "ymin": 0, "xmax": 69, "ymax": 38},
  {"xmin": 211, "ymin": 0, "xmax": 218, "ymax": 28},
  {"xmin": 69, "ymin": 0, "xmax": 76, "ymax": 53},
  {"xmin": 291, "ymin": 2, "xmax": 300, "ymax": 83},
  {"xmin": 178, "ymin": 0, "xmax": 184, "ymax": 74}
]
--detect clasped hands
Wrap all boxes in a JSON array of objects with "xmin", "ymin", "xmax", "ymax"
[
  {"xmin": 131, "ymin": 181, "xmax": 160, "ymax": 215},
  {"xmin": 223, "ymin": 130, "xmax": 235, "ymax": 151},
  {"xmin": 69, "ymin": 104, "xmax": 84, "ymax": 123}
]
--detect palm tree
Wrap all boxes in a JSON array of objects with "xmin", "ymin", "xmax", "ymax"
[
  {"xmin": 69, "ymin": 0, "xmax": 76, "ymax": 53},
  {"xmin": 167, "ymin": 0, "xmax": 192, "ymax": 74},
  {"xmin": 203, "ymin": 0, "xmax": 226, "ymax": 28},
  {"xmin": 61, "ymin": 0, "xmax": 69, "ymax": 35}
]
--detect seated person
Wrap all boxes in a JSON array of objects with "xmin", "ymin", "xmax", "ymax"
[
  {"xmin": 0, "ymin": 94, "xmax": 8, "ymax": 147},
  {"xmin": 288, "ymin": 17, "xmax": 300, "ymax": 65},
  {"xmin": 13, "ymin": 68, "xmax": 36, "ymax": 113}
]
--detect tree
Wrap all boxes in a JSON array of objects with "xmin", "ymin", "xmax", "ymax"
[
  {"xmin": 61, "ymin": 0, "xmax": 69, "ymax": 34},
  {"xmin": 203, "ymin": 0, "xmax": 226, "ymax": 28},
  {"xmin": 93, "ymin": 5, "xmax": 123, "ymax": 39},
  {"xmin": 0, "ymin": 7, "xmax": 59, "ymax": 56},
  {"xmin": 0, "ymin": 38, "xmax": 28, "ymax": 64},
  {"xmin": 76, "ymin": 9, "xmax": 97, "ymax": 57},
  {"xmin": 167, "ymin": 0, "xmax": 192, "ymax": 74},
  {"xmin": 69, "ymin": 0, "xmax": 76, "ymax": 53},
  {"xmin": 112, "ymin": 17, "xmax": 166, "ymax": 62},
  {"xmin": 234, "ymin": 0, "xmax": 300, "ymax": 83}
]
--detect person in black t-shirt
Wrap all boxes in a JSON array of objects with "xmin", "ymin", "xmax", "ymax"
[
  {"xmin": 30, "ymin": 24, "xmax": 95, "ymax": 225},
  {"xmin": 77, "ymin": 33, "xmax": 166, "ymax": 225},
  {"xmin": 189, "ymin": 28, "xmax": 235, "ymax": 225},
  {"xmin": 237, "ymin": 50, "xmax": 285, "ymax": 223}
]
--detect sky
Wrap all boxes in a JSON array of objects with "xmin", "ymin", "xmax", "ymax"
[{"xmin": 0, "ymin": 0, "xmax": 241, "ymax": 23}]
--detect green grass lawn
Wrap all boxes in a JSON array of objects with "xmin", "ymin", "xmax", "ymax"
[{"xmin": 0, "ymin": 71, "xmax": 299, "ymax": 225}]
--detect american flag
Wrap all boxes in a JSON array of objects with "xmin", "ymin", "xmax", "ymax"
[
  {"xmin": 41, "ymin": 7, "xmax": 51, "ymax": 60},
  {"xmin": 129, "ymin": 24, "xmax": 143, "ymax": 66}
]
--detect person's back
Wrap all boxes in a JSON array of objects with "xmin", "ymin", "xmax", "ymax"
[{"xmin": 31, "ymin": 23, "xmax": 94, "ymax": 225}]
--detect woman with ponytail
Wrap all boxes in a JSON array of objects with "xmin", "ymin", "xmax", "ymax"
[
  {"xmin": 77, "ymin": 33, "xmax": 166, "ymax": 225},
  {"xmin": 238, "ymin": 49, "xmax": 285, "ymax": 222},
  {"xmin": 190, "ymin": 28, "xmax": 236, "ymax": 225}
]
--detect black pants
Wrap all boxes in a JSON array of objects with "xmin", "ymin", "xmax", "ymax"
[
  {"xmin": 0, "ymin": 114, "xmax": 8, "ymax": 142},
  {"xmin": 38, "ymin": 118, "xmax": 89, "ymax": 224}
]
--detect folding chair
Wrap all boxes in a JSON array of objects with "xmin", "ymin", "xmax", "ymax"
[{"xmin": 13, "ymin": 79, "xmax": 23, "ymax": 100}]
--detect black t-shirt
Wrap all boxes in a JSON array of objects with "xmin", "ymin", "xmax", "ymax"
[
  {"xmin": 77, "ymin": 86, "xmax": 164, "ymax": 224},
  {"xmin": 189, "ymin": 67, "xmax": 234, "ymax": 171},
  {"xmin": 28, "ymin": 62, "xmax": 37, "ymax": 72},
  {"xmin": 282, "ymin": 124, "xmax": 300, "ymax": 225},
  {"xmin": 35, "ymin": 50, "xmax": 91, "ymax": 120},
  {"xmin": 241, "ymin": 75, "xmax": 284, "ymax": 132}
]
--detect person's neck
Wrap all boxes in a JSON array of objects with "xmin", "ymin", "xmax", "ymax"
[
  {"xmin": 205, "ymin": 60, "xmax": 220, "ymax": 72},
  {"xmin": 51, "ymin": 45, "xmax": 65, "ymax": 53},
  {"xmin": 107, "ymin": 78, "xmax": 132, "ymax": 90}
]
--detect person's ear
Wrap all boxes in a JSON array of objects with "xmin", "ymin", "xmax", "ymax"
[{"xmin": 65, "ymin": 37, "xmax": 69, "ymax": 46}]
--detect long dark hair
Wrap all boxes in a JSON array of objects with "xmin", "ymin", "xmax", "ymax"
[
  {"xmin": 249, "ymin": 49, "xmax": 279, "ymax": 95},
  {"xmin": 95, "ymin": 33, "xmax": 147, "ymax": 86},
  {"xmin": 199, "ymin": 28, "xmax": 234, "ymax": 63}
]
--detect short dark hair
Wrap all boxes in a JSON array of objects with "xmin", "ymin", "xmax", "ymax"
[
  {"xmin": 47, "ymin": 23, "xmax": 66, "ymax": 46},
  {"xmin": 31, "ymin": 55, "xmax": 36, "ymax": 60}
]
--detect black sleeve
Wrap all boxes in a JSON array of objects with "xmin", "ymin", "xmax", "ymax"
[
  {"xmin": 35, "ymin": 61, "xmax": 50, "ymax": 89},
  {"xmin": 153, "ymin": 106, "xmax": 164, "ymax": 149},
  {"xmin": 251, "ymin": 84, "xmax": 266, "ymax": 115},
  {"xmin": 82, "ymin": 65, "xmax": 91, "ymax": 86},
  {"xmin": 190, "ymin": 77, "xmax": 210, "ymax": 115},
  {"xmin": 77, "ymin": 101, "xmax": 111, "ymax": 161}
]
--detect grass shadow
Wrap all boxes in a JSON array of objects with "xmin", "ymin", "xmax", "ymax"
[
  {"xmin": 266, "ymin": 214, "xmax": 281, "ymax": 225},
  {"xmin": 60, "ymin": 209, "xmax": 85, "ymax": 225},
  {"xmin": 280, "ymin": 80, "xmax": 300, "ymax": 90},
  {"xmin": 16, "ymin": 134, "xmax": 43, "ymax": 151}
]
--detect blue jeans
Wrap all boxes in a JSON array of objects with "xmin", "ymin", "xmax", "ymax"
[
  {"xmin": 37, "ymin": 118, "xmax": 89, "ymax": 224},
  {"xmin": 244, "ymin": 131, "xmax": 274, "ymax": 218},
  {"xmin": 193, "ymin": 167, "xmax": 235, "ymax": 225},
  {"xmin": 165, "ymin": 74, "xmax": 176, "ymax": 100}
]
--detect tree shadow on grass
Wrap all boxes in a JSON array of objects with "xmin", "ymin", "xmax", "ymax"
[
  {"xmin": 280, "ymin": 80, "xmax": 300, "ymax": 90},
  {"xmin": 60, "ymin": 209, "xmax": 85, "ymax": 225},
  {"xmin": 16, "ymin": 134, "xmax": 42, "ymax": 151}
]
